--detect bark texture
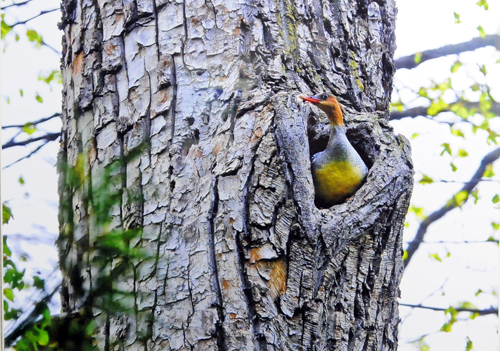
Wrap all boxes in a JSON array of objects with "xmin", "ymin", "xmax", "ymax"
[{"xmin": 58, "ymin": 0, "xmax": 412, "ymax": 350}]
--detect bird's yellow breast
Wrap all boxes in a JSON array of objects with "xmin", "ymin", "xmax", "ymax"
[{"xmin": 313, "ymin": 159, "xmax": 365, "ymax": 205}]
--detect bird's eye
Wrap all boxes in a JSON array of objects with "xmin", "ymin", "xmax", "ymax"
[{"xmin": 322, "ymin": 94, "xmax": 329, "ymax": 100}]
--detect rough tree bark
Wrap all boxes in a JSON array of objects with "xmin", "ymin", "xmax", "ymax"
[{"xmin": 58, "ymin": 0, "xmax": 412, "ymax": 350}]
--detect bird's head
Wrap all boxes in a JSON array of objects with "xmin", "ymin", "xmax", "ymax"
[{"xmin": 300, "ymin": 93, "xmax": 343, "ymax": 126}]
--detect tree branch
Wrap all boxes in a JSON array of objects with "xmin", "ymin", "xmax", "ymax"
[
  {"xmin": 4, "ymin": 283, "xmax": 61, "ymax": 347},
  {"xmin": 404, "ymin": 147, "xmax": 500, "ymax": 269},
  {"xmin": 400, "ymin": 303, "xmax": 498, "ymax": 316},
  {"xmin": 0, "ymin": 0, "xmax": 33, "ymax": 10},
  {"xmin": 3, "ymin": 141, "xmax": 53, "ymax": 169},
  {"xmin": 2, "ymin": 113, "xmax": 61, "ymax": 130},
  {"xmin": 390, "ymin": 101, "xmax": 500, "ymax": 121},
  {"xmin": 2, "ymin": 132, "xmax": 60, "ymax": 149},
  {"xmin": 8, "ymin": 8, "xmax": 60, "ymax": 28},
  {"xmin": 394, "ymin": 35, "xmax": 500, "ymax": 70}
]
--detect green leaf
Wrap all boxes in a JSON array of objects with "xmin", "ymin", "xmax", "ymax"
[
  {"xmin": 451, "ymin": 162, "xmax": 457, "ymax": 172},
  {"xmin": 33, "ymin": 276, "xmax": 45, "ymax": 290},
  {"xmin": 402, "ymin": 250, "xmax": 408, "ymax": 260},
  {"xmin": 479, "ymin": 64, "xmax": 487, "ymax": 75},
  {"xmin": 18, "ymin": 176, "xmax": 25, "ymax": 185},
  {"xmin": 35, "ymin": 93, "xmax": 43, "ymax": 103},
  {"xmin": 451, "ymin": 127, "xmax": 465, "ymax": 138},
  {"xmin": 492, "ymin": 222, "xmax": 499, "ymax": 230},
  {"xmin": 451, "ymin": 60, "xmax": 462, "ymax": 73},
  {"xmin": 483, "ymin": 164, "xmax": 495, "ymax": 178},
  {"xmin": 477, "ymin": 26, "xmax": 486, "ymax": 38},
  {"xmin": 458, "ymin": 149, "xmax": 468, "ymax": 157},
  {"xmin": 465, "ymin": 337, "xmax": 473, "ymax": 351},
  {"xmin": 419, "ymin": 174, "xmax": 434, "ymax": 185},
  {"xmin": 476, "ymin": 0, "xmax": 489, "ymax": 10},
  {"xmin": 414, "ymin": 52, "xmax": 422, "ymax": 64},
  {"xmin": 453, "ymin": 12, "xmax": 462, "ymax": 24},
  {"xmin": 454, "ymin": 190, "xmax": 469, "ymax": 207},
  {"xmin": 492, "ymin": 194, "xmax": 499, "ymax": 204},
  {"xmin": 411, "ymin": 133, "xmax": 419, "ymax": 139},
  {"xmin": 23, "ymin": 123, "xmax": 36, "ymax": 135},
  {"xmin": 429, "ymin": 253, "xmax": 442, "ymax": 262},
  {"xmin": 1, "ymin": 19, "xmax": 12, "ymax": 40},
  {"xmin": 4, "ymin": 288, "xmax": 14, "ymax": 301},
  {"xmin": 39, "ymin": 70, "xmax": 62, "ymax": 85},
  {"xmin": 3, "ymin": 236, "xmax": 12, "ymax": 257},
  {"xmin": 409, "ymin": 205, "xmax": 427, "ymax": 220},
  {"xmin": 475, "ymin": 289, "xmax": 483, "ymax": 296},
  {"xmin": 26, "ymin": 29, "xmax": 43, "ymax": 48},
  {"xmin": 427, "ymin": 98, "xmax": 449, "ymax": 116},
  {"xmin": 2, "ymin": 203, "xmax": 13, "ymax": 224},
  {"xmin": 36, "ymin": 328, "xmax": 49, "ymax": 346},
  {"xmin": 441, "ymin": 143, "xmax": 452, "ymax": 156},
  {"xmin": 19, "ymin": 89, "xmax": 24, "ymax": 97}
]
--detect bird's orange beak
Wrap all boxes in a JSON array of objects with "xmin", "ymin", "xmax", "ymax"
[{"xmin": 300, "ymin": 96, "xmax": 321, "ymax": 104}]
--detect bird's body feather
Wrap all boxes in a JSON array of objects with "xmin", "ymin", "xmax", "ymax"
[{"xmin": 312, "ymin": 125, "xmax": 368, "ymax": 206}]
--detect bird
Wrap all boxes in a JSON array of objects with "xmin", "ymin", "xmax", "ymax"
[{"xmin": 300, "ymin": 93, "xmax": 368, "ymax": 207}]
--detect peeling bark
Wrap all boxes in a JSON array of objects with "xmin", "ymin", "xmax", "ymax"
[{"xmin": 58, "ymin": 0, "xmax": 412, "ymax": 350}]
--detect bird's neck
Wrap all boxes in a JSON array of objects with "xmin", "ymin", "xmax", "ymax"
[
  {"xmin": 326, "ymin": 110, "xmax": 344, "ymax": 127},
  {"xmin": 327, "ymin": 125, "xmax": 347, "ymax": 149}
]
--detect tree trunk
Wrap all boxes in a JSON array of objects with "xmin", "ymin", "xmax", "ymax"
[{"xmin": 58, "ymin": 0, "xmax": 412, "ymax": 350}]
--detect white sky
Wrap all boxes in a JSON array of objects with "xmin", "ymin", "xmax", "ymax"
[{"xmin": 1, "ymin": 0, "xmax": 499, "ymax": 349}]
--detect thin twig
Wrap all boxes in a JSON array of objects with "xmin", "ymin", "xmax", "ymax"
[
  {"xmin": 400, "ymin": 303, "xmax": 498, "ymax": 316},
  {"xmin": 394, "ymin": 35, "xmax": 500, "ymax": 70},
  {"xmin": 2, "ymin": 113, "xmax": 61, "ymax": 130},
  {"xmin": 403, "ymin": 239, "xmax": 498, "ymax": 244},
  {"xmin": 41, "ymin": 40, "xmax": 61, "ymax": 55},
  {"xmin": 3, "ymin": 141, "xmax": 52, "ymax": 169},
  {"xmin": 390, "ymin": 101, "xmax": 500, "ymax": 121},
  {"xmin": 404, "ymin": 147, "xmax": 500, "ymax": 269},
  {"xmin": 0, "ymin": 0, "xmax": 33, "ymax": 10},
  {"xmin": 8, "ymin": 8, "xmax": 60, "ymax": 28},
  {"xmin": 2, "ymin": 132, "xmax": 60, "ymax": 149}
]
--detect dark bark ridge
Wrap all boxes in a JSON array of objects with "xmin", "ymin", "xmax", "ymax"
[{"xmin": 57, "ymin": 0, "xmax": 413, "ymax": 350}]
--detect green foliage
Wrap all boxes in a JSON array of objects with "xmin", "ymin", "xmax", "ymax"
[
  {"xmin": 453, "ymin": 12, "xmax": 462, "ymax": 24},
  {"xmin": 39, "ymin": 70, "xmax": 62, "ymax": 86},
  {"xmin": 450, "ymin": 60, "xmax": 462, "ymax": 73},
  {"xmin": 492, "ymin": 194, "xmax": 499, "ymax": 204},
  {"xmin": 26, "ymin": 29, "xmax": 43, "ymax": 48},
  {"xmin": 1, "ymin": 15, "xmax": 12, "ymax": 40},
  {"xmin": 414, "ymin": 52, "xmax": 422, "ymax": 64},
  {"xmin": 476, "ymin": 0, "xmax": 488, "ymax": 10},
  {"xmin": 409, "ymin": 205, "xmax": 427, "ymax": 221},
  {"xmin": 477, "ymin": 26, "xmax": 486, "ymax": 38},
  {"xmin": 440, "ymin": 143, "xmax": 452, "ymax": 156},
  {"xmin": 3, "ymin": 202, "xmax": 14, "ymax": 224},
  {"xmin": 441, "ymin": 306, "xmax": 458, "ymax": 332},
  {"xmin": 419, "ymin": 174, "xmax": 434, "ymax": 185},
  {"xmin": 457, "ymin": 149, "xmax": 468, "ymax": 157},
  {"xmin": 483, "ymin": 164, "xmax": 494, "ymax": 178},
  {"xmin": 35, "ymin": 93, "xmax": 43, "ymax": 103},
  {"xmin": 465, "ymin": 337, "xmax": 473, "ymax": 351},
  {"xmin": 413, "ymin": 337, "xmax": 430, "ymax": 351},
  {"xmin": 429, "ymin": 253, "xmax": 442, "ymax": 262},
  {"xmin": 23, "ymin": 123, "xmax": 37, "ymax": 135},
  {"xmin": 452, "ymin": 190, "xmax": 469, "ymax": 207}
]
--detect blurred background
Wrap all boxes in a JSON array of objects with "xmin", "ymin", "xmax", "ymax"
[{"xmin": 2, "ymin": 0, "xmax": 498, "ymax": 349}]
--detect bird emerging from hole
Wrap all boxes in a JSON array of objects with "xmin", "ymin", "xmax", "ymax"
[{"xmin": 300, "ymin": 93, "xmax": 368, "ymax": 207}]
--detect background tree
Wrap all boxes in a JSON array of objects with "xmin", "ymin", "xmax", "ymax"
[{"xmin": 2, "ymin": 0, "xmax": 498, "ymax": 350}]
